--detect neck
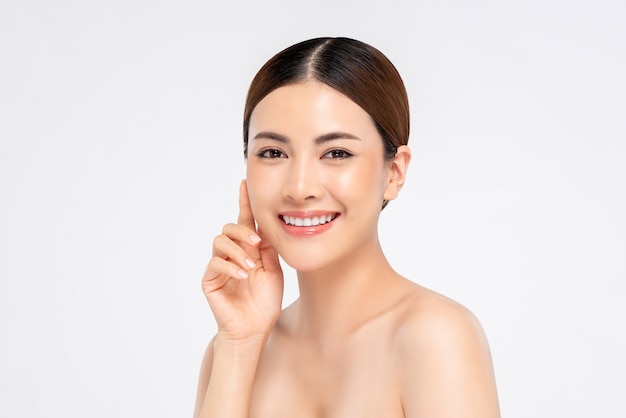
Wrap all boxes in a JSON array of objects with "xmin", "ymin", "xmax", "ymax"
[{"xmin": 292, "ymin": 237, "xmax": 398, "ymax": 349}]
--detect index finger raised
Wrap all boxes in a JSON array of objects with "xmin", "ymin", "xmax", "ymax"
[{"xmin": 237, "ymin": 179, "xmax": 256, "ymax": 230}]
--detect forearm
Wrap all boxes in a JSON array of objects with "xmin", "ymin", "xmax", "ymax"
[{"xmin": 198, "ymin": 335, "xmax": 266, "ymax": 418}]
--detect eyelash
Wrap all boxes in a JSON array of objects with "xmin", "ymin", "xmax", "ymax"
[
  {"xmin": 256, "ymin": 148, "xmax": 354, "ymax": 160},
  {"xmin": 257, "ymin": 148, "xmax": 286, "ymax": 159},
  {"xmin": 322, "ymin": 149, "xmax": 353, "ymax": 160}
]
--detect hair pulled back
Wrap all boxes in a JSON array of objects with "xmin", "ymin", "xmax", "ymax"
[{"xmin": 243, "ymin": 37, "xmax": 410, "ymax": 162}]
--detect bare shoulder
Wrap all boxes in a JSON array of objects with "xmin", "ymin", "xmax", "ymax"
[
  {"xmin": 393, "ymin": 283, "xmax": 500, "ymax": 418},
  {"xmin": 394, "ymin": 285, "xmax": 486, "ymax": 350}
]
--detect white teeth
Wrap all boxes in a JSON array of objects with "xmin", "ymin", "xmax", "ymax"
[{"xmin": 282, "ymin": 214, "xmax": 336, "ymax": 226}]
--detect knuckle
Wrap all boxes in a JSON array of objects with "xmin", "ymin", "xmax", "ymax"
[
  {"xmin": 222, "ymin": 223, "xmax": 236, "ymax": 234},
  {"xmin": 212, "ymin": 234, "xmax": 221, "ymax": 245},
  {"xmin": 206, "ymin": 256, "xmax": 225, "ymax": 275},
  {"xmin": 202, "ymin": 275, "xmax": 222, "ymax": 293},
  {"xmin": 213, "ymin": 233, "xmax": 227, "ymax": 247}
]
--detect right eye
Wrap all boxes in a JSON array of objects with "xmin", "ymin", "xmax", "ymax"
[{"xmin": 257, "ymin": 148, "xmax": 287, "ymax": 159}]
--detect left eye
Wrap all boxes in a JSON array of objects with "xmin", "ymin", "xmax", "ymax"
[
  {"xmin": 257, "ymin": 149, "xmax": 286, "ymax": 159},
  {"xmin": 323, "ymin": 149, "xmax": 352, "ymax": 159}
]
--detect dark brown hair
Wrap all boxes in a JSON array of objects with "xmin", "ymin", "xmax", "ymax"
[{"xmin": 243, "ymin": 37, "xmax": 410, "ymax": 162}]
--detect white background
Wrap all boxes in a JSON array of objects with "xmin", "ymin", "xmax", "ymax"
[{"xmin": 1, "ymin": 0, "xmax": 624, "ymax": 417}]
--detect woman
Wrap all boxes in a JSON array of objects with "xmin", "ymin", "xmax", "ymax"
[{"xmin": 194, "ymin": 37, "xmax": 500, "ymax": 418}]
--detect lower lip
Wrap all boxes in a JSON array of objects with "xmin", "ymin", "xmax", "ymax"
[{"xmin": 279, "ymin": 217, "xmax": 338, "ymax": 237}]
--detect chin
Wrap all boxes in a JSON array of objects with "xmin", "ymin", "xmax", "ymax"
[{"xmin": 277, "ymin": 245, "xmax": 341, "ymax": 274}]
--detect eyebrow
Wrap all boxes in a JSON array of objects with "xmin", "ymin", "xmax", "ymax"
[{"xmin": 252, "ymin": 131, "xmax": 361, "ymax": 144}]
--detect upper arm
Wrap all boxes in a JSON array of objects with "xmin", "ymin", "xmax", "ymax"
[
  {"xmin": 192, "ymin": 337, "xmax": 216, "ymax": 418},
  {"xmin": 397, "ymin": 302, "xmax": 500, "ymax": 418}
]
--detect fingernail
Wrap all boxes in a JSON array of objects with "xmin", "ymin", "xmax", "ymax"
[
  {"xmin": 236, "ymin": 269, "xmax": 248, "ymax": 279},
  {"xmin": 249, "ymin": 234, "xmax": 261, "ymax": 244},
  {"xmin": 244, "ymin": 258, "xmax": 256, "ymax": 269}
]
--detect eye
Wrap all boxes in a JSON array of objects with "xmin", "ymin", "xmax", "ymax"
[
  {"xmin": 257, "ymin": 148, "xmax": 287, "ymax": 159},
  {"xmin": 323, "ymin": 149, "xmax": 353, "ymax": 160}
]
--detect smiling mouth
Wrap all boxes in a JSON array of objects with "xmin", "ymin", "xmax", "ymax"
[{"xmin": 280, "ymin": 213, "xmax": 339, "ymax": 227}]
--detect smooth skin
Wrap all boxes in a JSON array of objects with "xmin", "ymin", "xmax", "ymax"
[{"xmin": 194, "ymin": 81, "xmax": 500, "ymax": 418}]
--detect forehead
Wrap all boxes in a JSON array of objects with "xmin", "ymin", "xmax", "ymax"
[{"xmin": 248, "ymin": 81, "xmax": 380, "ymax": 139}]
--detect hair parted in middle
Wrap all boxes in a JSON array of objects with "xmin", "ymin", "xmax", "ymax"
[{"xmin": 243, "ymin": 37, "xmax": 410, "ymax": 164}]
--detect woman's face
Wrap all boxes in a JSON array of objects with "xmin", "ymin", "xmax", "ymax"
[{"xmin": 246, "ymin": 81, "xmax": 400, "ymax": 272}]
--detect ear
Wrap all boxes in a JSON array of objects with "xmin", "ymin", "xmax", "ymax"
[{"xmin": 383, "ymin": 145, "xmax": 411, "ymax": 202}]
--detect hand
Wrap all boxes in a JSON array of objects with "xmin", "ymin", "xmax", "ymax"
[{"xmin": 202, "ymin": 180, "xmax": 284, "ymax": 344}]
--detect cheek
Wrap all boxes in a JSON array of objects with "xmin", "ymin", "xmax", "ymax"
[{"xmin": 327, "ymin": 160, "xmax": 387, "ymax": 203}]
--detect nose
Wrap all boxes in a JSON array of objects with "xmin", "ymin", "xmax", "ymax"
[{"xmin": 283, "ymin": 156, "xmax": 322, "ymax": 202}]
